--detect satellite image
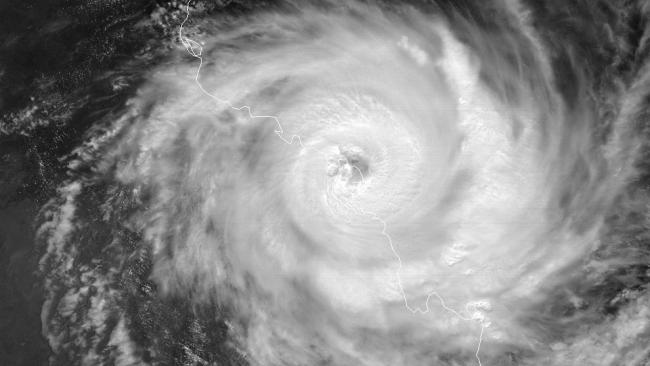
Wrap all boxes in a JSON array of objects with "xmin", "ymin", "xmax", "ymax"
[{"xmin": 1, "ymin": 0, "xmax": 649, "ymax": 365}]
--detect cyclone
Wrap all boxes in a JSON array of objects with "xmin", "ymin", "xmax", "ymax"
[{"xmin": 33, "ymin": 1, "xmax": 650, "ymax": 366}]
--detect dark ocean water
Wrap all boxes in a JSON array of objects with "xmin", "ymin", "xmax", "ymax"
[{"xmin": 1, "ymin": 1, "xmax": 649, "ymax": 365}]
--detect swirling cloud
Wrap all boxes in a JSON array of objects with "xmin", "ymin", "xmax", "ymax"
[{"xmin": 41, "ymin": 1, "xmax": 643, "ymax": 365}]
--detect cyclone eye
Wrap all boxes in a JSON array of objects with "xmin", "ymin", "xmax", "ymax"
[{"xmin": 326, "ymin": 145, "xmax": 370, "ymax": 186}]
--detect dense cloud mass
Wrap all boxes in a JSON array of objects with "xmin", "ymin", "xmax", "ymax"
[{"xmin": 2, "ymin": 0, "xmax": 650, "ymax": 365}]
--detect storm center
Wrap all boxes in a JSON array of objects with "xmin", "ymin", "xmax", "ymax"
[{"xmin": 326, "ymin": 145, "xmax": 370, "ymax": 186}]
